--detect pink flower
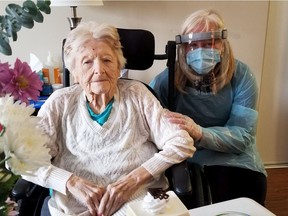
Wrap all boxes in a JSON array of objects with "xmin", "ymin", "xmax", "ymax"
[
  {"xmin": 0, "ymin": 58, "xmax": 42, "ymax": 104},
  {"xmin": 0, "ymin": 62, "xmax": 12, "ymax": 97}
]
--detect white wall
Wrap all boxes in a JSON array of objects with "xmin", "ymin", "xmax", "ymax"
[
  {"xmin": 1, "ymin": 1, "xmax": 287, "ymax": 165},
  {"xmin": 257, "ymin": 1, "xmax": 288, "ymax": 166},
  {"xmin": 0, "ymin": 1, "xmax": 268, "ymax": 85}
]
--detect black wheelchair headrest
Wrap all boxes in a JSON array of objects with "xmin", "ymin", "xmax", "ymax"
[
  {"xmin": 62, "ymin": 28, "xmax": 156, "ymax": 87},
  {"xmin": 117, "ymin": 28, "xmax": 155, "ymax": 70}
]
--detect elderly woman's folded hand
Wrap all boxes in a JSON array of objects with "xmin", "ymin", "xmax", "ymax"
[
  {"xmin": 97, "ymin": 166, "xmax": 153, "ymax": 216},
  {"xmin": 66, "ymin": 175, "xmax": 105, "ymax": 216}
]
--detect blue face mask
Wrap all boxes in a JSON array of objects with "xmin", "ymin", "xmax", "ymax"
[{"xmin": 186, "ymin": 48, "xmax": 221, "ymax": 75}]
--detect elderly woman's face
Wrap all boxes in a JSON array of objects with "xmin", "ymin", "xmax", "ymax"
[{"xmin": 73, "ymin": 39, "xmax": 120, "ymax": 97}]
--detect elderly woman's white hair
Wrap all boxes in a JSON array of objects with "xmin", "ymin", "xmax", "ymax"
[{"xmin": 63, "ymin": 21, "xmax": 126, "ymax": 74}]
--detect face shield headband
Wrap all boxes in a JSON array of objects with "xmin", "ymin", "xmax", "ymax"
[{"xmin": 175, "ymin": 29, "xmax": 228, "ymax": 45}]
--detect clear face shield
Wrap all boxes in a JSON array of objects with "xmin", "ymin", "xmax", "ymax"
[
  {"xmin": 176, "ymin": 29, "xmax": 228, "ymax": 46},
  {"xmin": 176, "ymin": 29, "xmax": 228, "ymax": 75}
]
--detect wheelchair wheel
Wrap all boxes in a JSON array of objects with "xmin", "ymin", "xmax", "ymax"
[{"xmin": 188, "ymin": 162, "xmax": 212, "ymax": 209}]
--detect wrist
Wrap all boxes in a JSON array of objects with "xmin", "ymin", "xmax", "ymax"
[
  {"xmin": 66, "ymin": 174, "xmax": 78, "ymax": 189},
  {"xmin": 130, "ymin": 166, "xmax": 153, "ymax": 186},
  {"xmin": 194, "ymin": 125, "xmax": 203, "ymax": 142}
]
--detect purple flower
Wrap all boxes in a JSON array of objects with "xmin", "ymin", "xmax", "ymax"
[
  {"xmin": 0, "ymin": 58, "xmax": 42, "ymax": 104},
  {"xmin": 0, "ymin": 62, "xmax": 12, "ymax": 97}
]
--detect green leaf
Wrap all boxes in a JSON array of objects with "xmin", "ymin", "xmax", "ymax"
[
  {"xmin": 34, "ymin": 10, "xmax": 44, "ymax": 23},
  {"xmin": 6, "ymin": 15, "xmax": 22, "ymax": 33},
  {"xmin": 0, "ymin": 170, "xmax": 19, "ymax": 204},
  {"xmin": 23, "ymin": 1, "xmax": 38, "ymax": 16},
  {"xmin": 20, "ymin": 12, "xmax": 35, "ymax": 29},
  {"xmin": 0, "ymin": 16, "xmax": 7, "ymax": 31},
  {"xmin": 0, "ymin": 158, "xmax": 19, "ymax": 213},
  {"xmin": 37, "ymin": 0, "xmax": 51, "ymax": 14},
  {"xmin": 4, "ymin": 17, "xmax": 21, "ymax": 40},
  {"xmin": 0, "ymin": 206, "xmax": 9, "ymax": 216},
  {"xmin": 5, "ymin": 4, "xmax": 22, "ymax": 22},
  {"xmin": 0, "ymin": 0, "xmax": 51, "ymax": 56}
]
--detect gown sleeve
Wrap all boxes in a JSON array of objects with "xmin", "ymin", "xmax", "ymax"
[{"xmin": 198, "ymin": 63, "xmax": 258, "ymax": 154}]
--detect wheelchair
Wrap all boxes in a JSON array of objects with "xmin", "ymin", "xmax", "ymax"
[{"xmin": 11, "ymin": 28, "xmax": 212, "ymax": 215}]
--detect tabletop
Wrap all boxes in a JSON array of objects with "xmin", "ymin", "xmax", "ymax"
[{"xmin": 188, "ymin": 197, "xmax": 276, "ymax": 216}]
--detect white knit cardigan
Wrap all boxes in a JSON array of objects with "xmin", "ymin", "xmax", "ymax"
[{"xmin": 24, "ymin": 79, "xmax": 195, "ymax": 215}]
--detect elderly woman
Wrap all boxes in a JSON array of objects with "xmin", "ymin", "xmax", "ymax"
[
  {"xmin": 23, "ymin": 22, "xmax": 194, "ymax": 216},
  {"xmin": 150, "ymin": 9, "xmax": 267, "ymax": 205}
]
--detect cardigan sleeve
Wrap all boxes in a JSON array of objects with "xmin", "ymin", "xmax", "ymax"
[
  {"xmin": 135, "ymin": 83, "xmax": 195, "ymax": 177},
  {"xmin": 21, "ymin": 91, "xmax": 73, "ymax": 195},
  {"xmin": 22, "ymin": 164, "xmax": 73, "ymax": 195}
]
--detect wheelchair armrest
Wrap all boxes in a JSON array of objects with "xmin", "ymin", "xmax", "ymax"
[
  {"xmin": 169, "ymin": 160, "xmax": 193, "ymax": 196},
  {"xmin": 11, "ymin": 178, "xmax": 39, "ymax": 200}
]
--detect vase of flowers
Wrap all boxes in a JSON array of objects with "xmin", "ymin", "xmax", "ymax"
[{"xmin": 0, "ymin": 59, "xmax": 51, "ymax": 216}]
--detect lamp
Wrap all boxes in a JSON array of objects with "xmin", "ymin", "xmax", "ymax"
[{"xmin": 51, "ymin": 0, "xmax": 103, "ymax": 30}]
